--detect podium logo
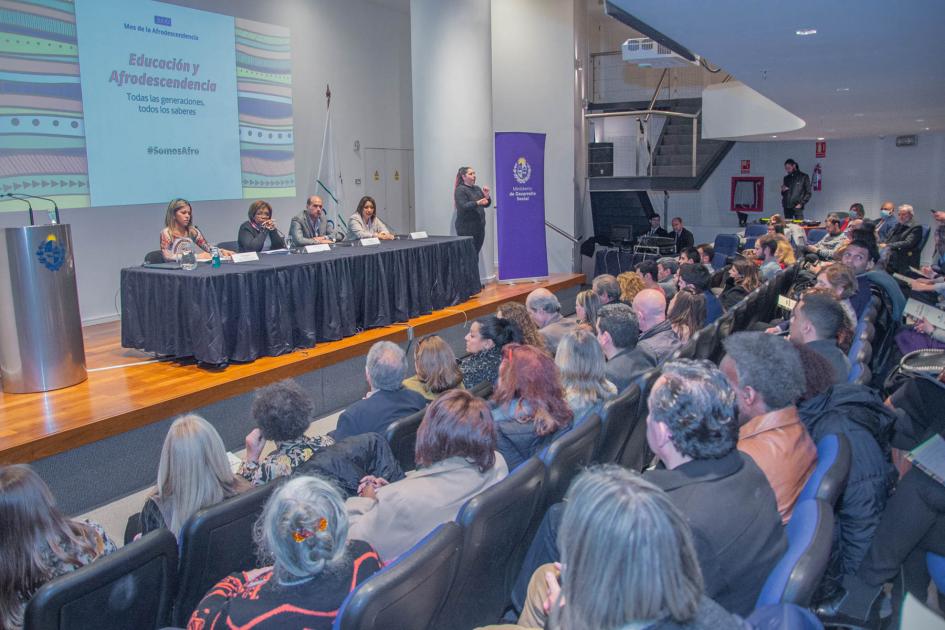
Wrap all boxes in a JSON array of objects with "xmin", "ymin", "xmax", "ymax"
[
  {"xmin": 36, "ymin": 235, "xmax": 66, "ymax": 272},
  {"xmin": 512, "ymin": 157, "xmax": 532, "ymax": 184}
]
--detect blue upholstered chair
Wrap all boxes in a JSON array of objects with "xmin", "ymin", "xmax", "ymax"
[
  {"xmin": 539, "ymin": 414, "xmax": 601, "ymax": 506},
  {"xmin": 799, "ymin": 433, "xmax": 852, "ymax": 508},
  {"xmin": 928, "ymin": 553, "xmax": 945, "ymax": 594},
  {"xmin": 806, "ymin": 228, "xmax": 828, "ymax": 245}
]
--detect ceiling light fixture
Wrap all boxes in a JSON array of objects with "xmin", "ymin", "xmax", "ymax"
[
  {"xmin": 817, "ymin": 137, "xmax": 825, "ymax": 140},
  {"xmin": 925, "ymin": 127, "xmax": 931, "ymax": 131},
  {"xmin": 916, "ymin": 119, "xmax": 925, "ymax": 122},
  {"xmin": 836, "ymin": 87, "xmax": 850, "ymax": 93},
  {"xmin": 853, "ymin": 113, "xmax": 865, "ymax": 117},
  {"xmin": 795, "ymin": 29, "xmax": 817, "ymax": 36},
  {"xmin": 771, "ymin": 135, "xmax": 778, "ymax": 138}
]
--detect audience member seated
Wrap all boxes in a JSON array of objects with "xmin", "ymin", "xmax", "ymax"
[
  {"xmin": 697, "ymin": 242, "xmax": 716, "ymax": 273},
  {"xmin": 794, "ymin": 345, "xmax": 896, "ymax": 601},
  {"xmin": 927, "ymin": 208, "xmax": 945, "ymax": 274},
  {"xmin": 776, "ymin": 237, "xmax": 797, "ymax": 267},
  {"xmin": 671, "ymin": 216, "xmax": 695, "ymax": 254},
  {"xmin": 880, "ymin": 204, "xmax": 923, "ymax": 275},
  {"xmin": 616, "ymin": 271, "xmax": 646, "ymax": 304},
  {"xmin": 0, "ymin": 465, "xmax": 117, "ymax": 630},
  {"xmin": 815, "ymin": 263, "xmax": 858, "ymax": 328},
  {"xmin": 525, "ymin": 288, "xmax": 576, "ymax": 355},
  {"xmin": 572, "ymin": 289, "xmax": 601, "ymax": 334},
  {"xmin": 719, "ymin": 258, "xmax": 761, "ymax": 311},
  {"xmin": 511, "ymin": 360, "xmax": 786, "ymax": 618},
  {"xmin": 679, "ymin": 246, "xmax": 701, "ymax": 266},
  {"xmin": 330, "ymin": 341, "xmax": 427, "ymax": 441},
  {"xmin": 497, "ymin": 301, "xmax": 547, "ymax": 351},
  {"xmin": 804, "ymin": 213, "xmax": 847, "ymax": 260},
  {"xmin": 636, "ymin": 259, "xmax": 662, "ymax": 293},
  {"xmin": 633, "ymin": 288, "xmax": 681, "ymax": 363},
  {"xmin": 644, "ymin": 214, "xmax": 670, "ymax": 238},
  {"xmin": 758, "ymin": 237, "xmax": 782, "ymax": 281},
  {"xmin": 591, "ymin": 273, "xmax": 621, "ymax": 306},
  {"xmin": 874, "ymin": 200, "xmax": 898, "ymax": 243},
  {"xmin": 595, "ymin": 303, "xmax": 656, "ymax": 392},
  {"xmin": 771, "ymin": 213, "xmax": 807, "ymax": 248},
  {"xmin": 141, "ymin": 415, "xmax": 250, "ymax": 537},
  {"xmin": 555, "ymin": 328, "xmax": 616, "ymax": 423},
  {"xmin": 656, "ymin": 257, "xmax": 679, "ymax": 299},
  {"xmin": 238, "ymin": 200, "xmax": 286, "ymax": 253},
  {"xmin": 402, "ymin": 334, "xmax": 464, "ymax": 401},
  {"xmin": 677, "ymin": 263, "xmax": 722, "ymax": 325},
  {"xmin": 239, "ymin": 381, "xmax": 334, "ymax": 485},
  {"xmin": 189, "ymin": 476, "xmax": 382, "ymax": 629},
  {"xmin": 459, "ymin": 316, "xmax": 523, "ymax": 389},
  {"xmin": 667, "ymin": 286, "xmax": 706, "ymax": 345},
  {"xmin": 505, "ymin": 467, "xmax": 746, "ymax": 630},
  {"xmin": 842, "ymin": 238, "xmax": 905, "ymax": 321},
  {"xmin": 490, "ymin": 344, "xmax": 573, "ymax": 469},
  {"xmin": 788, "ymin": 292, "xmax": 852, "ymax": 384},
  {"xmin": 346, "ymin": 390, "xmax": 508, "ymax": 561},
  {"xmin": 721, "ymin": 332, "xmax": 817, "ymax": 523}
]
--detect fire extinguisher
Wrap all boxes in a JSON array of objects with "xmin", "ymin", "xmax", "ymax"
[{"xmin": 812, "ymin": 163, "xmax": 822, "ymax": 192}]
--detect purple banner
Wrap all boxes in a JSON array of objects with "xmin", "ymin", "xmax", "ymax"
[{"xmin": 495, "ymin": 132, "xmax": 549, "ymax": 280}]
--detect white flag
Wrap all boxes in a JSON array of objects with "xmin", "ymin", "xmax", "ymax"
[{"xmin": 316, "ymin": 105, "xmax": 346, "ymax": 233}]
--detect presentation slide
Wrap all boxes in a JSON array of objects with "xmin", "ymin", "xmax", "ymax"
[{"xmin": 0, "ymin": 0, "xmax": 296, "ymax": 212}]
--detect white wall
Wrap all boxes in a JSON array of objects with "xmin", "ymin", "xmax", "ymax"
[
  {"xmin": 491, "ymin": 0, "xmax": 577, "ymax": 274},
  {"xmin": 657, "ymin": 131, "xmax": 945, "ymax": 261},
  {"xmin": 0, "ymin": 0, "xmax": 413, "ymax": 323}
]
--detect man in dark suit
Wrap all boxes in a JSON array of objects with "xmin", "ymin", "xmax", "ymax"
[
  {"xmin": 670, "ymin": 216, "xmax": 695, "ymax": 254},
  {"xmin": 644, "ymin": 215, "xmax": 670, "ymax": 238},
  {"xmin": 510, "ymin": 360, "xmax": 786, "ymax": 618},
  {"xmin": 595, "ymin": 303, "xmax": 655, "ymax": 392},
  {"xmin": 330, "ymin": 341, "xmax": 427, "ymax": 440},
  {"xmin": 289, "ymin": 195, "xmax": 334, "ymax": 246}
]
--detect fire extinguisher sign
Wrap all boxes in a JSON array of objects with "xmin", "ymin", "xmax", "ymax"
[
  {"xmin": 813, "ymin": 163, "xmax": 823, "ymax": 192},
  {"xmin": 815, "ymin": 141, "xmax": 826, "ymax": 158}
]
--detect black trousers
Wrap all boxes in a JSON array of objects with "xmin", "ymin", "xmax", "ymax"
[
  {"xmin": 456, "ymin": 219, "xmax": 485, "ymax": 255},
  {"xmin": 784, "ymin": 207, "xmax": 805, "ymax": 221}
]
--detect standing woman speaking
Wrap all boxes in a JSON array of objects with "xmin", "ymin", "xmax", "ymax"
[{"xmin": 454, "ymin": 166, "xmax": 491, "ymax": 255}]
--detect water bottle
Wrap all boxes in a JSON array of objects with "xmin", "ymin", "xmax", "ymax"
[
  {"xmin": 211, "ymin": 246, "xmax": 221, "ymax": 268},
  {"xmin": 284, "ymin": 233, "xmax": 294, "ymax": 252},
  {"xmin": 179, "ymin": 240, "xmax": 197, "ymax": 271}
]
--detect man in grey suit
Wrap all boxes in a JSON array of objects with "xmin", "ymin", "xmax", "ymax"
[
  {"xmin": 289, "ymin": 195, "xmax": 334, "ymax": 246},
  {"xmin": 526, "ymin": 288, "xmax": 576, "ymax": 356},
  {"xmin": 596, "ymin": 302, "xmax": 655, "ymax": 392}
]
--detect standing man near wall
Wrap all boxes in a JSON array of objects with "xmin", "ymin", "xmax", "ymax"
[{"xmin": 781, "ymin": 159, "xmax": 812, "ymax": 221}]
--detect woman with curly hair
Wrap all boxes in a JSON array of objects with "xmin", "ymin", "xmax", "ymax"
[
  {"xmin": 490, "ymin": 344, "xmax": 573, "ymax": 469},
  {"xmin": 240, "ymin": 380, "xmax": 334, "ymax": 486},
  {"xmin": 617, "ymin": 271, "xmax": 646, "ymax": 304},
  {"xmin": 497, "ymin": 301, "xmax": 547, "ymax": 351}
]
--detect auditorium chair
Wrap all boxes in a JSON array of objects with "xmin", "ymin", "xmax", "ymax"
[
  {"xmin": 24, "ymin": 529, "xmax": 178, "ymax": 630},
  {"xmin": 798, "ymin": 433, "xmax": 852, "ymax": 509},
  {"xmin": 333, "ymin": 522, "xmax": 463, "ymax": 630},
  {"xmin": 595, "ymin": 384, "xmax": 641, "ymax": 464},
  {"xmin": 619, "ymin": 369, "xmax": 660, "ymax": 472},
  {"xmin": 730, "ymin": 287, "xmax": 762, "ymax": 332},
  {"xmin": 144, "ymin": 250, "xmax": 165, "ymax": 264},
  {"xmin": 927, "ymin": 553, "xmax": 945, "ymax": 594},
  {"xmin": 755, "ymin": 499, "xmax": 835, "ymax": 608},
  {"xmin": 691, "ymin": 320, "xmax": 720, "ymax": 361},
  {"xmin": 744, "ymin": 224, "xmax": 767, "ymax": 250},
  {"xmin": 712, "ymin": 233, "xmax": 740, "ymax": 269},
  {"xmin": 216, "ymin": 240, "xmax": 239, "ymax": 252},
  {"xmin": 432, "ymin": 458, "xmax": 546, "ymax": 629},
  {"xmin": 539, "ymin": 414, "xmax": 601, "ymax": 506},
  {"xmin": 172, "ymin": 481, "xmax": 281, "ymax": 625},
  {"xmin": 806, "ymin": 228, "xmax": 828, "ymax": 245},
  {"xmin": 470, "ymin": 380, "xmax": 493, "ymax": 399},
  {"xmin": 384, "ymin": 407, "xmax": 426, "ymax": 471}
]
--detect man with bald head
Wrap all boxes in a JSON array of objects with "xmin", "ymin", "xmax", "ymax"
[
  {"xmin": 290, "ymin": 195, "xmax": 334, "ymax": 245},
  {"xmin": 525, "ymin": 288, "xmax": 576, "ymax": 355},
  {"xmin": 633, "ymin": 289, "xmax": 680, "ymax": 363}
]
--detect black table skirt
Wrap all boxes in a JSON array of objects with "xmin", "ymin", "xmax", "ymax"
[{"xmin": 121, "ymin": 236, "xmax": 481, "ymax": 364}]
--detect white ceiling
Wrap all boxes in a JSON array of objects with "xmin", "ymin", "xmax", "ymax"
[{"xmin": 607, "ymin": 0, "xmax": 945, "ymax": 140}]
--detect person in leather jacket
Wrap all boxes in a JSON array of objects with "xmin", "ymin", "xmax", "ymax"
[{"xmin": 781, "ymin": 158, "xmax": 812, "ymax": 220}]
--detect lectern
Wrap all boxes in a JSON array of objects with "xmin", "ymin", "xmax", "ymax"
[{"xmin": 0, "ymin": 225, "xmax": 86, "ymax": 393}]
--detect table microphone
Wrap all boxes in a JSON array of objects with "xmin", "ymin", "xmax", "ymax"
[{"xmin": 5, "ymin": 193, "xmax": 35, "ymax": 226}]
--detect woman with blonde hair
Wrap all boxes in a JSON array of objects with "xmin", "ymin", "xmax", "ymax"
[
  {"xmin": 140, "ymin": 414, "xmax": 250, "ymax": 537},
  {"xmin": 0, "ymin": 465, "xmax": 117, "ymax": 629},
  {"xmin": 666, "ymin": 287, "xmax": 706, "ymax": 344},
  {"xmin": 497, "ymin": 301, "xmax": 547, "ymax": 351},
  {"xmin": 160, "ymin": 198, "xmax": 233, "ymax": 261},
  {"xmin": 775, "ymin": 238, "xmax": 797, "ymax": 266},
  {"xmin": 555, "ymin": 328, "xmax": 616, "ymax": 423},
  {"xmin": 402, "ymin": 334, "xmax": 464, "ymax": 400},
  {"xmin": 573, "ymin": 290, "xmax": 601, "ymax": 334},
  {"xmin": 617, "ymin": 271, "xmax": 646, "ymax": 304}
]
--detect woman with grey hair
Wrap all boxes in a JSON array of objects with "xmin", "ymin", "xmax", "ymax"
[
  {"xmin": 189, "ymin": 476, "xmax": 382, "ymax": 629},
  {"xmin": 508, "ymin": 466, "xmax": 745, "ymax": 630},
  {"xmin": 239, "ymin": 380, "xmax": 333, "ymax": 486},
  {"xmin": 555, "ymin": 328, "xmax": 616, "ymax": 423}
]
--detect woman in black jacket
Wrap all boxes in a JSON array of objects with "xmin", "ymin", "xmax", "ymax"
[
  {"xmin": 719, "ymin": 258, "xmax": 761, "ymax": 311},
  {"xmin": 238, "ymin": 200, "xmax": 286, "ymax": 252},
  {"xmin": 453, "ymin": 166, "xmax": 491, "ymax": 255}
]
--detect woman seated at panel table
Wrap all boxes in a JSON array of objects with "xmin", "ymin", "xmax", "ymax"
[
  {"xmin": 238, "ymin": 200, "xmax": 286, "ymax": 253},
  {"xmin": 346, "ymin": 195, "xmax": 394, "ymax": 241},
  {"xmin": 160, "ymin": 198, "xmax": 234, "ymax": 262}
]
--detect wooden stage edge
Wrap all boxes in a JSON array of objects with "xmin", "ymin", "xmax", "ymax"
[{"xmin": 0, "ymin": 273, "xmax": 584, "ymax": 465}]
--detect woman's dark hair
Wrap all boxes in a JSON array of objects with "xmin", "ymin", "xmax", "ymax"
[
  {"xmin": 849, "ymin": 203, "xmax": 864, "ymax": 217},
  {"xmin": 252, "ymin": 380, "xmax": 313, "ymax": 442},
  {"xmin": 761, "ymin": 238, "xmax": 779, "ymax": 258},
  {"xmin": 492, "ymin": 344, "xmax": 573, "ymax": 437},
  {"xmin": 355, "ymin": 195, "xmax": 377, "ymax": 220},
  {"xmin": 731, "ymin": 258, "xmax": 761, "ymax": 292},
  {"xmin": 476, "ymin": 315, "xmax": 523, "ymax": 349},
  {"xmin": 415, "ymin": 389, "xmax": 497, "ymax": 472},
  {"xmin": 454, "ymin": 166, "xmax": 472, "ymax": 188},
  {"xmin": 248, "ymin": 199, "xmax": 272, "ymax": 222}
]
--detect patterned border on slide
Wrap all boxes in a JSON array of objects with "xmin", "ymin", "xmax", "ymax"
[
  {"xmin": 0, "ymin": 0, "xmax": 90, "ymax": 212},
  {"xmin": 235, "ymin": 17, "xmax": 295, "ymax": 199}
]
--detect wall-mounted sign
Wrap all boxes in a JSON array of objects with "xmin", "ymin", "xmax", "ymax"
[
  {"xmin": 896, "ymin": 135, "xmax": 918, "ymax": 147},
  {"xmin": 740, "ymin": 159, "xmax": 750, "ymax": 174},
  {"xmin": 815, "ymin": 141, "xmax": 826, "ymax": 158}
]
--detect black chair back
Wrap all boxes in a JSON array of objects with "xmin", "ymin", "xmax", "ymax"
[
  {"xmin": 24, "ymin": 529, "xmax": 178, "ymax": 630},
  {"xmin": 173, "ymin": 482, "xmax": 279, "ymax": 625},
  {"xmin": 433, "ymin": 459, "xmax": 546, "ymax": 629},
  {"xmin": 596, "ymin": 385, "xmax": 641, "ymax": 464},
  {"xmin": 384, "ymin": 407, "xmax": 426, "ymax": 471},
  {"xmin": 216, "ymin": 240, "xmax": 239, "ymax": 252},
  {"xmin": 732, "ymin": 287, "xmax": 763, "ymax": 332},
  {"xmin": 470, "ymin": 380, "xmax": 493, "ymax": 398},
  {"xmin": 619, "ymin": 369, "xmax": 660, "ymax": 471},
  {"xmin": 540, "ymin": 415, "xmax": 602, "ymax": 506},
  {"xmin": 144, "ymin": 250, "xmax": 165, "ymax": 264},
  {"xmin": 334, "ymin": 522, "xmax": 463, "ymax": 630}
]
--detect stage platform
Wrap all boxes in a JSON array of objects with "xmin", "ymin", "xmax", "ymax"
[{"xmin": 0, "ymin": 273, "xmax": 584, "ymax": 468}]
